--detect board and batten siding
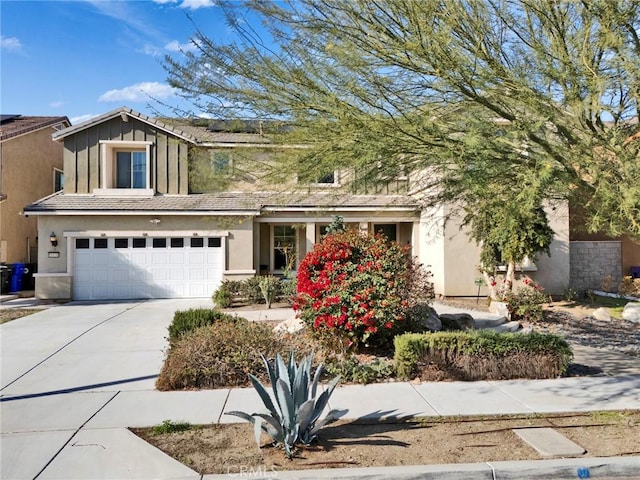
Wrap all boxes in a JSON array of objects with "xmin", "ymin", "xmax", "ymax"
[{"xmin": 62, "ymin": 117, "xmax": 190, "ymax": 194}]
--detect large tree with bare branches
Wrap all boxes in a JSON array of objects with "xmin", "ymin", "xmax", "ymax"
[{"xmin": 165, "ymin": 0, "xmax": 640, "ymax": 246}]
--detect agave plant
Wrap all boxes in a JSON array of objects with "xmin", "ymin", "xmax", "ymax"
[{"xmin": 225, "ymin": 352, "xmax": 347, "ymax": 457}]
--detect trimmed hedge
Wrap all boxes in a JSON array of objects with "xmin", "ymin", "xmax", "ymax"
[
  {"xmin": 168, "ymin": 308, "xmax": 238, "ymax": 344},
  {"xmin": 394, "ymin": 331, "xmax": 572, "ymax": 381}
]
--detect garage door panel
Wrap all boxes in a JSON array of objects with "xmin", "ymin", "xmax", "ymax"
[
  {"xmin": 188, "ymin": 267, "xmax": 206, "ymax": 281},
  {"xmin": 73, "ymin": 236, "xmax": 224, "ymax": 300}
]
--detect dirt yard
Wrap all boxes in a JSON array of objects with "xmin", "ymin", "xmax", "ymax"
[{"xmin": 133, "ymin": 410, "xmax": 640, "ymax": 475}]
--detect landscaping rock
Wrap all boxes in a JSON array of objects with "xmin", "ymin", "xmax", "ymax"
[
  {"xmin": 408, "ymin": 304, "xmax": 442, "ymax": 331},
  {"xmin": 421, "ymin": 310, "xmax": 442, "ymax": 332},
  {"xmin": 490, "ymin": 321, "xmax": 522, "ymax": 333},
  {"xmin": 622, "ymin": 302, "xmax": 640, "ymax": 323},
  {"xmin": 274, "ymin": 317, "xmax": 305, "ymax": 333},
  {"xmin": 439, "ymin": 313, "xmax": 475, "ymax": 331},
  {"xmin": 489, "ymin": 301, "xmax": 510, "ymax": 318},
  {"xmin": 592, "ymin": 307, "xmax": 611, "ymax": 322},
  {"xmin": 474, "ymin": 316, "xmax": 508, "ymax": 329}
]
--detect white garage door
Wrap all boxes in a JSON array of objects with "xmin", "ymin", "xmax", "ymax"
[{"xmin": 73, "ymin": 236, "xmax": 224, "ymax": 300}]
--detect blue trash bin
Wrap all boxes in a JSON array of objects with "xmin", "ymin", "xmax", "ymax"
[{"xmin": 9, "ymin": 263, "xmax": 25, "ymax": 292}]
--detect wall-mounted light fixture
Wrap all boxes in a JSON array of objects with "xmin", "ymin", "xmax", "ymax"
[
  {"xmin": 49, "ymin": 232, "xmax": 58, "ymax": 247},
  {"xmin": 150, "ymin": 218, "xmax": 161, "ymax": 226}
]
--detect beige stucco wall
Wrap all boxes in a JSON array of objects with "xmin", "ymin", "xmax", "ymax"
[
  {"xmin": 532, "ymin": 201, "xmax": 570, "ymax": 294},
  {"xmin": 418, "ymin": 206, "xmax": 448, "ymax": 298},
  {"xmin": 419, "ymin": 201, "xmax": 570, "ymax": 297},
  {"xmin": 34, "ymin": 214, "xmax": 255, "ymax": 299},
  {"xmin": 0, "ymin": 126, "xmax": 64, "ymax": 264}
]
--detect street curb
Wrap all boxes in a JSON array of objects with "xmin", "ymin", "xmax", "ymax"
[{"xmin": 202, "ymin": 456, "xmax": 640, "ymax": 479}]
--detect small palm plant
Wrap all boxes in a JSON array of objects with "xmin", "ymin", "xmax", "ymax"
[{"xmin": 226, "ymin": 352, "xmax": 346, "ymax": 457}]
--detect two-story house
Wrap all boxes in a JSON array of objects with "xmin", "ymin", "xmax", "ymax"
[
  {"xmin": 1, "ymin": 114, "xmax": 70, "ymax": 266},
  {"xmin": 24, "ymin": 106, "xmax": 570, "ymax": 301}
]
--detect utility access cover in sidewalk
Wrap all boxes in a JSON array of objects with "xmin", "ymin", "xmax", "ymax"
[{"xmin": 514, "ymin": 427, "xmax": 586, "ymax": 457}]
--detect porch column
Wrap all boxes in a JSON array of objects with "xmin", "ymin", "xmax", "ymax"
[{"xmin": 305, "ymin": 223, "xmax": 316, "ymax": 256}]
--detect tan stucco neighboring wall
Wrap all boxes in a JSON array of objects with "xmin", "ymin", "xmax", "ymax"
[
  {"xmin": 0, "ymin": 127, "xmax": 64, "ymax": 263},
  {"xmin": 420, "ymin": 201, "xmax": 570, "ymax": 297},
  {"xmin": 418, "ymin": 207, "xmax": 448, "ymax": 297},
  {"xmin": 533, "ymin": 202, "xmax": 570, "ymax": 295},
  {"xmin": 34, "ymin": 214, "xmax": 256, "ymax": 299},
  {"xmin": 440, "ymin": 210, "xmax": 488, "ymax": 297}
]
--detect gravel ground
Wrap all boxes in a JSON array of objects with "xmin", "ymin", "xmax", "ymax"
[
  {"xmin": 438, "ymin": 298, "xmax": 640, "ymax": 357},
  {"xmin": 540, "ymin": 310, "xmax": 640, "ymax": 357}
]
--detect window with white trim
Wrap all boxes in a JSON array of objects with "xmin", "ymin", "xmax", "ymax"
[
  {"xmin": 315, "ymin": 171, "xmax": 336, "ymax": 185},
  {"xmin": 272, "ymin": 225, "xmax": 297, "ymax": 271},
  {"xmin": 97, "ymin": 141, "xmax": 152, "ymax": 195},
  {"xmin": 116, "ymin": 151, "xmax": 146, "ymax": 188}
]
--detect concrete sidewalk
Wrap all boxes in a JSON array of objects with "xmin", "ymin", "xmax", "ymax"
[{"xmin": 1, "ymin": 299, "xmax": 639, "ymax": 480}]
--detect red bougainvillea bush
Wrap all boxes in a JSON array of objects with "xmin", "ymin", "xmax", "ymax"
[{"xmin": 293, "ymin": 229, "xmax": 433, "ymax": 353}]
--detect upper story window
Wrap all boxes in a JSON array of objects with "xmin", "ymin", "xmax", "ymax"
[
  {"xmin": 96, "ymin": 141, "xmax": 153, "ymax": 196},
  {"xmin": 53, "ymin": 168, "xmax": 64, "ymax": 192},
  {"xmin": 116, "ymin": 151, "xmax": 146, "ymax": 188},
  {"xmin": 316, "ymin": 171, "xmax": 336, "ymax": 185},
  {"xmin": 212, "ymin": 151, "xmax": 232, "ymax": 173}
]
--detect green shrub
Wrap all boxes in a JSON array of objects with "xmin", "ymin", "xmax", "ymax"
[
  {"xmin": 242, "ymin": 276, "xmax": 265, "ymax": 304},
  {"xmin": 259, "ymin": 275, "xmax": 280, "ymax": 308},
  {"xmin": 394, "ymin": 331, "xmax": 572, "ymax": 381},
  {"xmin": 212, "ymin": 280, "xmax": 244, "ymax": 307},
  {"xmin": 325, "ymin": 357, "xmax": 394, "ymax": 384},
  {"xmin": 151, "ymin": 420, "xmax": 193, "ymax": 435},
  {"xmin": 168, "ymin": 308, "xmax": 238, "ymax": 344},
  {"xmin": 278, "ymin": 276, "xmax": 297, "ymax": 304},
  {"xmin": 157, "ymin": 317, "xmax": 310, "ymax": 390},
  {"xmin": 214, "ymin": 276, "xmax": 297, "ymax": 307},
  {"xmin": 503, "ymin": 278, "xmax": 550, "ymax": 323}
]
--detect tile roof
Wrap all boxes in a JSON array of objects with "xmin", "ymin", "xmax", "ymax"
[
  {"xmin": 51, "ymin": 107, "xmax": 272, "ymax": 145},
  {"xmin": 0, "ymin": 115, "xmax": 70, "ymax": 141},
  {"xmin": 24, "ymin": 191, "xmax": 419, "ymax": 214},
  {"xmin": 24, "ymin": 192, "xmax": 263, "ymax": 213},
  {"xmin": 171, "ymin": 124, "xmax": 272, "ymax": 144}
]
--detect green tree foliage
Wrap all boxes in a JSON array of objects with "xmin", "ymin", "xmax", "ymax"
[{"xmin": 165, "ymin": 0, "xmax": 640, "ymax": 239}]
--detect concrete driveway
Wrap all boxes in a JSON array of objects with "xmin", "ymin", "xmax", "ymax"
[
  {"xmin": 2, "ymin": 299, "xmax": 639, "ymax": 480},
  {"xmin": 1, "ymin": 299, "xmax": 212, "ymax": 480}
]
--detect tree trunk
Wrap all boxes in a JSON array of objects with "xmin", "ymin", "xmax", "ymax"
[
  {"xmin": 505, "ymin": 260, "xmax": 516, "ymax": 292},
  {"xmin": 483, "ymin": 271, "xmax": 498, "ymax": 301}
]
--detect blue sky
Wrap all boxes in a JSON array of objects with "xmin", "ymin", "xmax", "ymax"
[{"xmin": 1, "ymin": 0, "xmax": 239, "ymax": 124}]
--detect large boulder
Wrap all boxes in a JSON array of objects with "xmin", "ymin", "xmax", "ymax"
[
  {"xmin": 407, "ymin": 304, "xmax": 442, "ymax": 331},
  {"xmin": 274, "ymin": 317, "xmax": 305, "ymax": 333},
  {"xmin": 592, "ymin": 307, "xmax": 611, "ymax": 322},
  {"xmin": 439, "ymin": 313, "xmax": 475, "ymax": 331},
  {"xmin": 489, "ymin": 301, "xmax": 510, "ymax": 318},
  {"xmin": 490, "ymin": 321, "xmax": 522, "ymax": 333},
  {"xmin": 622, "ymin": 302, "xmax": 640, "ymax": 323}
]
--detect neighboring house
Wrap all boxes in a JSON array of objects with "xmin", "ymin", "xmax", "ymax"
[
  {"xmin": 24, "ymin": 106, "xmax": 570, "ymax": 300},
  {"xmin": 0, "ymin": 114, "xmax": 70, "ymax": 265},
  {"xmin": 568, "ymin": 203, "xmax": 640, "ymax": 292}
]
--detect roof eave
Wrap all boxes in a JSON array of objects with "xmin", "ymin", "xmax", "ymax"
[
  {"xmin": 52, "ymin": 107, "xmax": 199, "ymax": 144},
  {"xmin": 22, "ymin": 209, "xmax": 261, "ymax": 216}
]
